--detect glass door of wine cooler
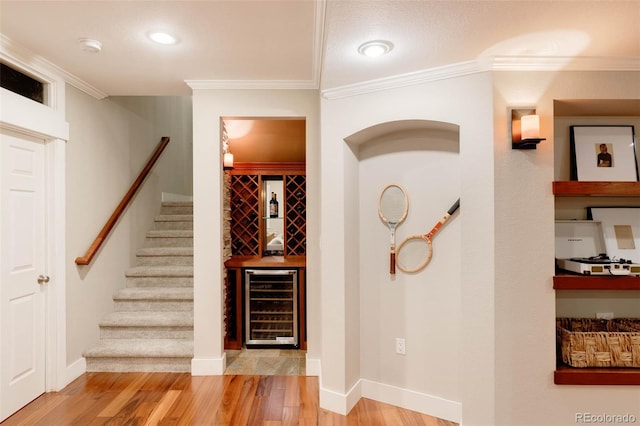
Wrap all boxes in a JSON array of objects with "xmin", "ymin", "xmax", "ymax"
[{"xmin": 245, "ymin": 269, "xmax": 298, "ymax": 346}]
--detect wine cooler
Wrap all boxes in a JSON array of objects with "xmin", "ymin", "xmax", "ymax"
[{"xmin": 245, "ymin": 269, "xmax": 298, "ymax": 346}]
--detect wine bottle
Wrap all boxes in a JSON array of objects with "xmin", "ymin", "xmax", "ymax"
[{"xmin": 269, "ymin": 192, "xmax": 279, "ymax": 218}]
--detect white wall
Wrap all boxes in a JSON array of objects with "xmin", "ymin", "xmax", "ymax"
[
  {"xmin": 493, "ymin": 70, "xmax": 640, "ymax": 426},
  {"xmin": 190, "ymin": 89, "xmax": 320, "ymax": 374},
  {"xmin": 65, "ymin": 69, "xmax": 640, "ymax": 426},
  {"xmin": 355, "ymin": 125, "xmax": 460, "ymax": 393},
  {"xmin": 109, "ymin": 96, "xmax": 193, "ymax": 262},
  {"xmin": 319, "ymin": 72, "xmax": 494, "ymax": 423},
  {"xmin": 65, "ymin": 86, "xmax": 192, "ymax": 371}
]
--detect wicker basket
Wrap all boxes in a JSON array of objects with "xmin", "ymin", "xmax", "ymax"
[{"xmin": 557, "ymin": 318, "xmax": 640, "ymax": 368}]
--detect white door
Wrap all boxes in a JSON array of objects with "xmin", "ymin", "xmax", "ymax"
[{"xmin": 0, "ymin": 131, "xmax": 47, "ymax": 421}]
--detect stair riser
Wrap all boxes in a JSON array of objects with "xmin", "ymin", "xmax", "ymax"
[
  {"xmin": 146, "ymin": 237, "xmax": 193, "ymax": 247},
  {"xmin": 136, "ymin": 256, "xmax": 194, "ymax": 266},
  {"xmin": 85, "ymin": 201, "xmax": 194, "ymax": 373},
  {"xmin": 160, "ymin": 206, "xmax": 193, "ymax": 215},
  {"xmin": 145, "ymin": 237, "xmax": 193, "ymax": 248},
  {"xmin": 154, "ymin": 221, "xmax": 193, "ymax": 231},
  {"xmin": 126, "ymin": 277, "xmax": 193, "ymax": 288},
  {"xmin": 100, "ymin": 327, "xmax": 193, "ymax": 340},
  {"xmin": 86, "ymin": 358, "xmax": 192, "ymax": 373},
  {"xmin": 114, "ymin": 301, "xmax": 193, "ymax": 312}
]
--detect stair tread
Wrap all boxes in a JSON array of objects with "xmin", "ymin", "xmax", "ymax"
[
  {"xmin": 84, "ymin": 339, "xmax": 193, "ymax": 357},
  {"xmin": 155, "ymin": 214, "xmax": 193, "ymax": 222},
  {"xmin": 86, "ymin": 200, "xmax": 195, "ymax": 372},
  {"xmin": 125, "ymin": 266, "xmax": 193, "ymax": 277},
  {"xmin": 100, "ymin": 311, "xmax": 193, "ymax": 327},
  {"xmin": 136, "ymin": 247, "xmax": 194, "ymax": 256},
  {"xmin": 146, "ymin": 230, "xmax": 193, "ymax": 237},
  {"xmin": 114, "ymin": 287, "xmax": 193, "ymax": 300}
]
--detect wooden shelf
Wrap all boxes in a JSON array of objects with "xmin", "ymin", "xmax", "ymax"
[
  {"xmin": 554, "ymin": 275, "xmax": 640, "ymax": 290},
  {"xmin": 225, "ymin": 255, "xmax": 305, "ymax": 268},
  {"xmin": 553, "ymin": 181, "xmax": 640, "ymax": 196},
  {"xmin": 555, "ymin": 364, "xmax": 640, "ymax": 385},
  {"xmin": 553, "ymin": 178, "xmax": 640, "ymax": 385}
]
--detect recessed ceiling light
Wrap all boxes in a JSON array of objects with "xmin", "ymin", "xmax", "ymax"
[
  {"xmin": 358, "ymin": 40, "xmax": 393, "ymax": 58},
  {"xmin": 148, "ymin": 31, "xmax": 178, "ymax": 45},
  {"xmin": 79, "ymin": 38, "xmax": 102, "ymax": 53}
]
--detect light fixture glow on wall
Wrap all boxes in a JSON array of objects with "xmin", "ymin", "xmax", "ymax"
[
  {"xmin": 148, "ymin": 31, "xmax": 178, "ymax": 45},
  {"xmin": 511, "ymin": 108, "xmax": 546, "ymax": 149},
  {"xmin": 222, "ymin": 120, "xmax": 234, "ymax": 169},
  {"xmin": 358, "ymin": 40, "xmax": 394, "ymax": 57}
]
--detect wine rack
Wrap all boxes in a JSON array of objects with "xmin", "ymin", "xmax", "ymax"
[
  {"xmin": 245, "ymin": 269, "xmax": 298, "ymax": 346},
  {"xmin": 224, "ymin": 269, "xmax": 242, "ymax": 349},
  {"xmin": 230, "ymin": 174, "xmax": 260, "ymax": 256},
  {"xmin": 285, "ymin": 175, "xmax": 306, "ymax": 255},
  {"xmin": 225, "ymin": 163, "xmax": 306, "ymax": 350},
  {"xmin": 228, "ymin": 164, "xmax": 306, "ymax": 258}
]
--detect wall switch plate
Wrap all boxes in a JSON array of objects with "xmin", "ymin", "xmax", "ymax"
[
  {"xmin": 395, "ymin": 337, "xmax": 406, "ymax": 355},
  {"xmin": 596, "ymin": 312, "xmax": 614, "ymax": 320}
]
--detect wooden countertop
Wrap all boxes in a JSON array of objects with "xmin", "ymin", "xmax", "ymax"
[{"xmin": 224, "ymin": 255, "xmax": 306, "ymax": 268}]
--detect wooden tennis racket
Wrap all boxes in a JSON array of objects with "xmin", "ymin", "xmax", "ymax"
[
  {"xmin": 396, "ymin": 198, "xmax": 459, "ymax": 273},
  {"xmin": 378, "ymin": 184, "xmax": 409, "ymax": 274}
]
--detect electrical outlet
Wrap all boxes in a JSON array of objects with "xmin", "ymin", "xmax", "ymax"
[
  {"xmin": 395, "ymin": 338, "xmax": 406, "ymax": 355},
  {"xmin": 596, "ymin": 312, "xmax": 614, "ymax": 320}
]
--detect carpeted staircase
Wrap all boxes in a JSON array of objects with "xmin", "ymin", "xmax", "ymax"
[{"xmin": 84, "ymin": 201, "xmax": 194, "ymax": 372}]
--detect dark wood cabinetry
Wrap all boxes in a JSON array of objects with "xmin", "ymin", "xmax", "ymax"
[{"xmin": 224, "ymin": 163, "xmax": 307, "ymax": 350}]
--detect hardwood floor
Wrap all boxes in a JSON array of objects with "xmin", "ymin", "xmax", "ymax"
[{"xmin": 2, "ymin": 373, "xmax": 458, "ymax": 425}]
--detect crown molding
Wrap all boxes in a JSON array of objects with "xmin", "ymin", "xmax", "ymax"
[
  {"xmin": 490, "ymin": 55, "xmax": 640, "ymax": 72},
  {"xmin": 1, "ymin": 34, "xmax": 108, "ymax": 100},
  {"xmin": 185, "ymin": 79, "xmax": 319, "ymax": 91},
  {"xmin": 322, "ymin": 59, "xmax": 487, "ymax": 100},
  {"xmin": 321, "ymin": 56, "xmax": 640, "ymax": 100},
  {"xmin": 55, "ymin": 67, "xmax": 109, "ymax": 100}
]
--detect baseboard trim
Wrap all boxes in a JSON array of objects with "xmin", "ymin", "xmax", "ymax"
[
  {"xmin": 62, "ymin": 357, "xmax": 86, "ymax": 390},
  {"xmin": 319, "ymin": 379, "xmax": 361, "ymax": 415},
  {"xmin": 191, "ymin": 354, "xmax": 225, "ymax": 375},
  {"xmin": 361, "ymin": 379, "xmax": 461, "ymax": 424},
  {"xmin": 319, "ymin": 376, "xmax": 461, "ymax": 422}
]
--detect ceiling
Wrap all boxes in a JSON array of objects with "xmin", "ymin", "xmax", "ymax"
[
  {"xmin": 0, "ymin": 1, "xmax": 639, "ymax": 97},
  {"xmin": 225, "ymin": 118, "xmax": 306, "ymax": 163}
]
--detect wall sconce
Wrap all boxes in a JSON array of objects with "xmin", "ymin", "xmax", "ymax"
[
  {"xmin": 223, "ymin": 152, "xmax": 234, "ymax": 168},
  {"xmin": 511, "ymin": 108, "xmax": 545, "ymax": 149},
  {"xmin": 221, "ymin": 120, "xmax": 234, "ymax": 169}
]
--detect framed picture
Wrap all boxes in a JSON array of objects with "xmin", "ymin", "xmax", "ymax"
[
  {"xmin": 587, "ymin": 207, "xmax": 640, "ymax": 263},
  {"xmin": 570, "ymin": 125, "xmax": 639, "ymax": 181}
]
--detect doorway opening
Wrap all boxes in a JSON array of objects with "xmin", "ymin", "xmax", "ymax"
[{"xmin": 221, "ymin": 117, "xmax": 307, "ymax": 376}]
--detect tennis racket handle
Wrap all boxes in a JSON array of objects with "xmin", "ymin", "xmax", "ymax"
[
  {"xmin": 390, "ymin": 253, "xmax": 396, "ymax": 274},
  {"xmin": 448, "ymin": 198, "xmax": 460, "ymax": 215}
]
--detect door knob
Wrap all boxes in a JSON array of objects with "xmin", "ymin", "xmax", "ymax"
[{"xmin": 37, "ymin": 275, "xmax": 50, "ymax": 285}]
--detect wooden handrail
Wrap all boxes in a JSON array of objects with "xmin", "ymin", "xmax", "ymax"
[{"xmin": 75, "ymin": 137, "xmax": 171, "ymax": 265}]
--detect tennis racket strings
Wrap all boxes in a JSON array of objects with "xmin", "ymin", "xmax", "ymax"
[
  {"xmin": 396, "ymin": 198, "xmax": 460, "ymax": 273},
  {"xmin": 378, "ymin": 184, "xmax": 409, "ymax": 274}
]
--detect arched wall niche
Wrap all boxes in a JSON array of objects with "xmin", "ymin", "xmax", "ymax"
[
  {"xmin": 341, "ymin": 118, "xmax": 463, "ymax": 406},
  {"xmin": 344, "ymin": 119, "xmax": 459, "ymax": 158}
]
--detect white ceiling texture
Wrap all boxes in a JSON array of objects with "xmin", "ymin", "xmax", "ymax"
[{"xmin": 1, "ymin": 1, "xmax": 639, "ymax": 98}]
